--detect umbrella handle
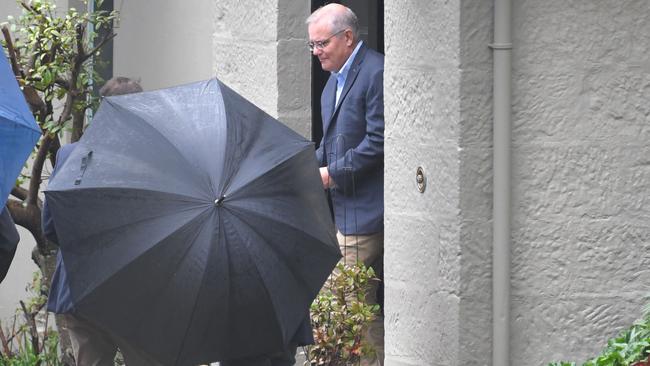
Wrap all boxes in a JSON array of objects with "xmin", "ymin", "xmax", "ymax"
[{"xmin": 74, "ymin": 150, "xmax": 93, "ymax": 186}]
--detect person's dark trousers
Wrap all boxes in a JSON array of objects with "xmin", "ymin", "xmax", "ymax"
[
  {"xmin": 219, "ymin": 344, "xmax": 298, "ymax": 366},
  {"xmin": 0, "ymin": 206, "xmax": 19, "ymax": 283}
]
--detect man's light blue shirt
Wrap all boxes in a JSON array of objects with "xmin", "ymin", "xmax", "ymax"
[{"xmin": 334, "ymin": 41, "xmax": 363, "ymax": 106}]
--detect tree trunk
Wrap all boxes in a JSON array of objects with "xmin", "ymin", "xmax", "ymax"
[
  {"xmin": 8, "ymin": 202, "xmax": 73, "ymax": 365},
  {"xmin": 35, "ymin": 244, "xmax": 74, "ymax": 365}
]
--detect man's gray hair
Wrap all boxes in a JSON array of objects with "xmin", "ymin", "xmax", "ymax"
[{"xmin": 306, "ymin": 5, "xmax": 359, "ymax": 39}]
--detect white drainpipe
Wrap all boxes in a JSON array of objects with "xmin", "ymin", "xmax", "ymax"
[{"xmin": 490, "ymin": 0, "xmax": 512, "ymax": 364}]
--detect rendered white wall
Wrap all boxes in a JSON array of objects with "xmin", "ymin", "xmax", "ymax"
[
  {"xmin": 384, "ymin": 1, "xmax": 464, "ymax": 365},
  {"xmin": 0, "ymin": 2, "xmax": 22, "ymax": 20},
  {"xmin": 277, "ymin": 0, "xmax": 311, "ymax": 138},
  {"xmin": 457, "ymin": 1, "xmax": 494, "ymax": 365},
  {"xmin": 212, "ymin": 0, "xmax": 311, "ymax": 138},
  {"xmin": 112, "ymin": 0, "xmax": 214, "ymax": 91},
  {"xmin": 511, "ymin": 1, "xmax": 650, "ymax": 364},
  {"xmin": 212, "ymin": 1, "xmax": 278, "ymax": 115},
  {"xmin": 385, "ymin": 1, "xmax": 650, "ymax": 365}
]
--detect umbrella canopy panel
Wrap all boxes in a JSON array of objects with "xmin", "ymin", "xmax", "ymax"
[
  {"xmin": 0, "ymin": 52, "xmax": 41, "ymax": 207},
  {"xmin": 46, "ymin": 79, "xmax": 340, "ymax": 365}
]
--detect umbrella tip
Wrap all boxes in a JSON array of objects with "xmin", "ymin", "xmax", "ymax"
[{"xmin": 215, "ymin": 195, "xmax": 226, "ymax": 207}]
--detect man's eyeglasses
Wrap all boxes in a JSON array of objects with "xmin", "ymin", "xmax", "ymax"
[{"xmin": 308, "ymin": 29, "xmax": 346, "ymax": 52}]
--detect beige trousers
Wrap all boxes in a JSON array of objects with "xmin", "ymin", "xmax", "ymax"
[
  {"xmin": 337, "ymin": 231, "xmax": 384, "ymax": 366},
  {"xmin": 63, "ymin": 314, "xmax": 161, "ymax": 366}
]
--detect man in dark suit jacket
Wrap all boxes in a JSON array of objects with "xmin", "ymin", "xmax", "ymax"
[
  {"xmin": 308, "ymin": 4, "xmax": 385, "ymax": 366},
  {"xmin": 0, "ymin": 205, "xmax": 20, "ymax": 283}
]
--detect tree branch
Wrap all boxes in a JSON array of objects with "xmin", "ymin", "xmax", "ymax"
[
  {"xmin": 1, "ymin": 26, "xmax": 21, "ymax": 77},
  {"xmin": 19, "ymin": 301, "xmax": 40, "ymax": 360},
  {"xmin": 48, "ymin": 135, "xmax": 61, "ymax": 168},
  {"xmin": 75, "ymin": 23, "xmax": 85, "ymax": 62},
  {"xmin": 6, "ymin": 199, "xmax": 48, "ymax": 254},
  {"xmin": 69, "ymin": 24, "xmax": 87, "ymax": 142},
  {"xmin": 55, "ymin": 78, "xmax": 70, "ymax": 90},
  {"xmin": 20, "ymin": 1, "xmax": 36, "ymax": 14},
  {"xmin": 10, "ymin": 186, "xmax": 28, "ymax": 201},
  {"xmin": 26, "ymin": 136, "xmax": 53, "ymax": 206},
  {"xmin": 0, "ymin": 323, "xmax": 10, "ymax": 359},
  {"xmin": 81, "ymin": 32, "xmax": 117, "ymax": 63}
]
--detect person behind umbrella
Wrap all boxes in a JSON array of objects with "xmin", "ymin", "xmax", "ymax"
[
  {"xmin": 307, "ymin": 4, "xmax": 385, "ymax": 366},
  {"xmin": 0, "ymin": 205, "xmax": 20, "ymax": 283},
  {"xmin": 42, "ymin": 76, "xmax": 157, "ymax": 366}
]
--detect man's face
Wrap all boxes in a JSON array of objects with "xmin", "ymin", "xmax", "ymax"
[{"xmin": 308, "ymin": 20, "xmax": 353, "ymax": 72}]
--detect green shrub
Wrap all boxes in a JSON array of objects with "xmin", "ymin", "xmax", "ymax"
[
  {"xmin": 549, "ymin": 303, "xmax": 650, "ymax": 366},
  {"xmin": 304, "ymin": 261, "xmax": 380, "ymax": 366},
  {"xmin": 0, "ymin": 272, "xmax": 62, "ymax": 366},
  {"xmin": 0, "ymin": 332, "xmax": 63, "ymax": 366}
]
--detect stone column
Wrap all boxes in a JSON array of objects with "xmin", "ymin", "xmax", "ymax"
[
  {"xmin": 213, "ymin": 0, "xmax": 311, "ymax": 138},
  {"xmin": 384, "ymin": 1, "xmax": 493, "ymax": 365}
]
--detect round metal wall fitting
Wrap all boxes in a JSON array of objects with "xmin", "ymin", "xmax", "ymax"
[{"xmin": 416, "ymin": 167, "xmax": 426, "ymax": 193}]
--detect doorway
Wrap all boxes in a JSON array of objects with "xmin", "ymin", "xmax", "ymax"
[
  {"xmin": 310, "ymin": 0, "xmax": 384, "ymax": 144},
  {"xmin": 89, "ymin": 0, "xmax": 114, "ymax": 97},
  {"xmin": 308, "ymin": 0, "xmax": 386, "ymax": 309}
]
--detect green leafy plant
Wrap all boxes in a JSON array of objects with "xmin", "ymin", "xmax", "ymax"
[
  {"xmin": 0, "ymin": 332, "xmax": 63, "ymax": 366},
  {"xmin": 0, "ymin": 272, "xmax": 63, "ymax": 366},
  {"xmin": 549, "ymin": 303, "xmax": 650, "ymax": 366},
  {"xmin": 303, "ymin": 261, "xmax": 380, "ymax": 366}
]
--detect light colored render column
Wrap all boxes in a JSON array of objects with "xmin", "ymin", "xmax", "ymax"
[
  {"xmin": 384, "ymin": 1, "xmax": 463, "ymax": 365},
  {"xmin": 212, "ymin": 0, "xmax": 311, "ymax": 138},
  {"xmin": 212, "ymin": 1, "xmax": 278, "ymax": 117},
  {"xmin": 458, "ymin": 1, "xmax": 494, "ymax": 365},
  {"xmin": 277, "ymin": 0, "xmax": 312, "ymax": 138},
  {"xmin": 510, "ymin": 0, "xmax": 650, "ymax": 364},
  {"xmin": 384, "ymin": 1, "xmax": 494, "ymax": 365},
  {"xmin": 387, "ymin": 1, "xmax": 650, "ymax": 365}
]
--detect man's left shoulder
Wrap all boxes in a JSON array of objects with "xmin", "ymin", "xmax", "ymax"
[{"xmin": 362, "ymin": 47, "xmax": 384, "ymax": 69}]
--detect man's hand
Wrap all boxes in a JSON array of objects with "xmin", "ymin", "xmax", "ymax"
[{"xmin": 320, "ymin": 166, "xmax": 336, "ymax": 189}]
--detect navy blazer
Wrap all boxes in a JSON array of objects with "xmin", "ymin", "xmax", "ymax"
[
  {"xmin": 315, "ymin": 43, "xmax": 384, "ymax": 235},
  {"xmin": 0, "ymin": 206, "xmax": 19, "ymax": 283},
  {"xmin": 43, "ymin": 142, "xmax": 76, "ymax": 313}
]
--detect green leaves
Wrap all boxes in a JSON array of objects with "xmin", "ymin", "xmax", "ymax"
[
  {"xmin": 548, "ymin": 304, "xmax": 650, "ymax": 366},
  {"xmin": 305, "ymin": 262, "xmax": 380, "ymax": 365},
  {"xmin": 0, "ymin": 272, "xmax": 62, "ymax": 366},
  {"xmin": 4, "ymin": 0, "xmax": 118, "ymax": 140},
  {"xmin": 0, "ymin": 329, "xmax": 63, "ymax": 366}
]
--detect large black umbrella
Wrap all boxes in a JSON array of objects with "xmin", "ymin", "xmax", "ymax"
[{"xmin": 45, "ymin": 79, "xmax": 340, "ymax": 365}]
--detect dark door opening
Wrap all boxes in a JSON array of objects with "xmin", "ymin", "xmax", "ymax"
[
  {"xmin": 310, "ymin": 0, "xmax": 384, "ymax": 145},
  {"xmin": 309, "ymin": 0, "xmax": 385, "ymax": 309},
  {"xmin": 92, "ymin": 0, "xmax": 114, "ymax": 97}
]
